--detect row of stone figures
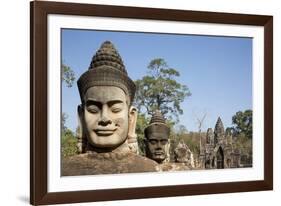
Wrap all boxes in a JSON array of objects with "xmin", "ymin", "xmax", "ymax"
[
  {"xmin": 76, "ymin": 109, "xmax": 196, "ymax": 173},
  {"xmin": 62, "ymin": 40, "xmax": 196, "ymax": 175},
  {"xmin": 61, "ymin": 40, "xmax": 239, "ymax": 176}
]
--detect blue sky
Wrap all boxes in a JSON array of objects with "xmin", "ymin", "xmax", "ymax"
[{"xmin": 61, "ymin": 29, "xmax": 252, "ymax": 132}]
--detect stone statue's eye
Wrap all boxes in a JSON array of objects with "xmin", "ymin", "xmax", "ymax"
[
  {"xmin": 149, "ymin": 140, "xmax": 157, "ymax": 145},
  {"xmin": 86, "ymin": 105, "xmax": 99, "ymax": 113},
  {"xmin": 111, "ymin": 106, "xmax": 122, "ymax": 113},
  {"xmin": 161, "ymin": 140, "xmax": 168, "ymax": 145}
]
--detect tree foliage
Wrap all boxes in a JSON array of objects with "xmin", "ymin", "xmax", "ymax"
[
  {"xmin": 233, "ymin": 133, "xmax": 252, "ymax": 165},
  {"xmin": 62, "ymin": 63, "xmax": 75, "ymax": 87},
  {"xmin": 61, "ymin": 63, "xmax": 76, "ymax": 156},
  {"xmin": 62, "ymin": 129, "xmax": 78, "ymax": 157},
  {"xmin": 135, "ymin": 114, "xmax": 149, "ymax": 155},
  {"xmin": 232, "ymin": 110, "xmax": 252, "ymax": 138},
  {"xmin": 134, "ymin": 58, "xmax": 191, "ymax": 122},
  {"xmin": 233, "ymin": 133, "xmax": 252, "ymax": 155}
]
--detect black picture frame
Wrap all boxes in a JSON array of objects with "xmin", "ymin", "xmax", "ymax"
[{"xmin": 30, "ymin": 1, "xmax": 273, "ymax": 205}]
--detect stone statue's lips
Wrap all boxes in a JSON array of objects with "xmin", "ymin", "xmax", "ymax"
[
  {"xmin": 154, "ymin": 151, "xmax": 165, "ymax": 155},
  {"xmin": 94, "ymin": 128, "xmax": 117, "ymax": 136}
]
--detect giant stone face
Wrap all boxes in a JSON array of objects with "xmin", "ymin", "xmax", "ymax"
[{"xmin": 83, "ymin": 86, "xmax": 129, "ymax": 148}]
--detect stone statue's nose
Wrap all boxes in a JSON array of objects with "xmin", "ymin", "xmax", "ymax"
[
  {"xmin": 99, "ymin": 108, "xmax": 112, "ymax": 126},
  {"xmin": 156, "ymin": 141, "xmax": 162, "ymax": 148},
  {"xmin": 98, "ymin": 117, "xmax": 112, "ymax": 126}
]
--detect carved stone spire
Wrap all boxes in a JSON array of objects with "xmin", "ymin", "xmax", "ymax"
[
  {"xmin": 214, "ymin": 117, "xmax": 225, "ymax": 144},
  {"xmin": 89, "ymin": 41, "xmax": 127, "ymax": 74},
  {"xmin": 77, "ymin": 41, "xmax": 136, "ymax": 103},
  {"xmin": 149, "ymin": 110, "xmax": 166, "ymax": 124},
  {"xmin": 144, "ymin": 110, "xmax": 170, "ymax": 137}
]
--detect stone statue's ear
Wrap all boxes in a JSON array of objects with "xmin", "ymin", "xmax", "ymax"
[
  {"xmin": 78, "ymin": 103, "xmax": 82, "ymax": 115},
  {"xmin": 128, "ymin": 106, "xmax": 138, "ymax": 140},
  {"xmin": 77, "ymin": 104, "xmax": 84, "ymax": 130},
  {"xmin": 143, "ymin": 138, "xmax": 148, "ymax": 145},
  {"xmin": 77, "ymin": 105, "xmax": 86, "ymax": 153}
]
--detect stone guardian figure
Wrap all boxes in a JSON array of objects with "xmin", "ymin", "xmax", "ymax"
[
  {"xmin": 174, "ymin": 140, "xmax": 194, "ymax": 168},
  {"xmin": 62, "ymin": 41, "xmax": 158, "ymax": 175},
  {"xmin": 144, "ymin": 110, "xmax": 170, "ymax": 164}
]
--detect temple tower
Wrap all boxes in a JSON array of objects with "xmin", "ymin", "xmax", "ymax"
[{"xmin": 214, "ymin": 117, "xmax": 225, "ymax": 145}]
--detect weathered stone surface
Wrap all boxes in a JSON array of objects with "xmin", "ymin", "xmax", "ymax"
[
  {"xmin": 158, "ymin": 162, "xmax": 191, "ymax": 172},
  {"xmin": 174, "ymin": 140, "xmax": 194, "ymax": 168},
  {"xmin": 62, "ymin": 151, "xmax": 158, "ymax": 176},
  {"xmin": 127, "ymin": 107, "xmax": 139, "ymax": 154}
]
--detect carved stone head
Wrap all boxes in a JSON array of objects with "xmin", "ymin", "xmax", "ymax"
[
  {"xmin": 144, "ymin": 110, "xmax": 170, "ymax": 163},
  {"xmin": 206, "ymin": 128, "xmax": 214, "ymax": 144},
  {"xmin": 174, "ymin": 140, "xmax": 191, "ymax": 163},
  {"xmin": 77, "ymin": 41, "xmax": 137, "ymax": 151}
]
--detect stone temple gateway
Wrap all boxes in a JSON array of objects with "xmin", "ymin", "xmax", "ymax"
[{"xmin": 199, "ymin": 117, "xmax": 241, "ymax": 169}]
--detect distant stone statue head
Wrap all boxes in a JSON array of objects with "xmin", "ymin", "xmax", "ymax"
[
  {"xmin": 77, "ymin": 41, "xmax": 137, "ymax": 152},
  {"xmin": 206, "ymin": 128, "xmax": 214, "ymax": 144},
  {"xmin": 174, "ymin": 140, "xmax": 191, "ymax": 163},
  {"xmin": 144, "ymin": 110, "xmax": 170, "ymax": 163}
]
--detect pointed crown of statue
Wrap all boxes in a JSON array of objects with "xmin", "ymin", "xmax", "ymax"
[
  {"xmin": 214, "ymin": 117, "xmax": 225, "ymax": 135},
  {"xmin": 77, "ymin": 41, "xmax": 136, "ymax": 103},
  {"xmin": 144, "ymin": 110, "xmax": 170, "ymax": 137}
]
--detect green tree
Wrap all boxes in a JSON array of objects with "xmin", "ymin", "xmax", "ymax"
[
  {"xmin": 134, "ymin": 58, "xmax": 191, "ymax": 122},
  {"xmin": 61, "ymin": 63, "xmax": 77, "ymax": 157},
  {"xmin": 233, "ymin": 133, "xmax": 252, "ymax": 165},
  {"xmin": 62, "ymin": 63, "xmax": 75, "ymax": 87},
  {"xmin": 61, "ymin": 63, "xmax": 75, "ymax": 134},
  {"xmin": 61, "ymin": 129, "xmax": 78, "ymax": 157},
  {"xmin": 232, "ymin": 110, "xmax": 252, "ymax": 138},
  {"xmin": 135, "ymin": 114, "xmax": 150, "ymax": 155},
  {"xmin": 176, "ymin": 124, "xmax": 188, "ymax": 136}
]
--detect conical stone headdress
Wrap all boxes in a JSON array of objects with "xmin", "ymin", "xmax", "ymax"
[
  {"xmin": 214, "ymin": 117, "xmax": 224, "ymax": 136},
  {"xmin": 77, "ymin": 41, "xmax": 136, "ymax": 103},
  {"xmin": 144, "ymin": 110, "xmax": 170, "ymax": 137}
]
